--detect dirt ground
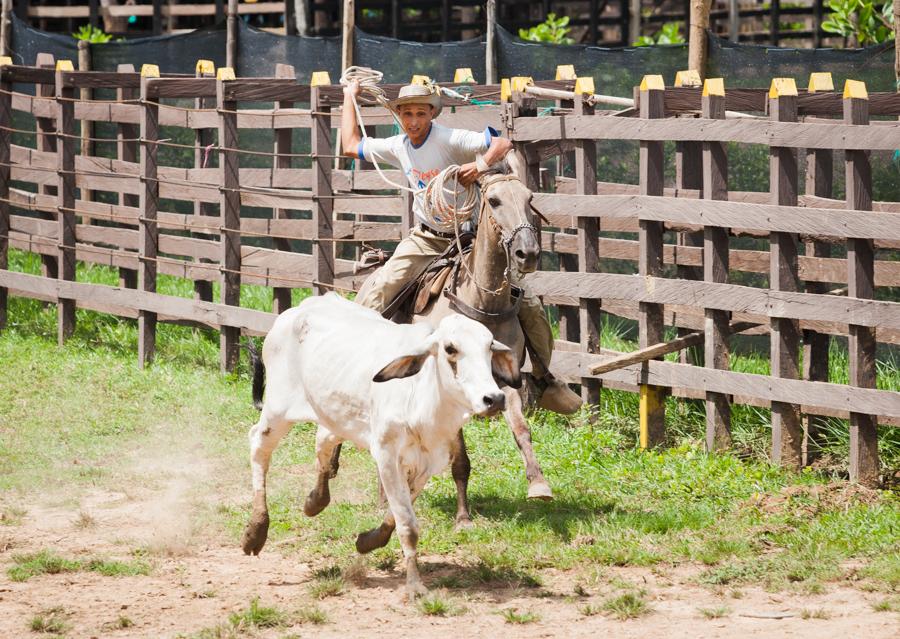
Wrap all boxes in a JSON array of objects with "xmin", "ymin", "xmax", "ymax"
[{"xmin": 1, "ymin": 447, "xmax": 897, "ymax": 639}]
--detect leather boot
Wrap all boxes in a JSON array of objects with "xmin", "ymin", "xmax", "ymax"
[{"xmin": 537, "ymin": 377, "xmax": 582, "ymax": 415}]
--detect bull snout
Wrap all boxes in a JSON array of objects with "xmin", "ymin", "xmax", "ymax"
[
  {"xmin": 512, "ymin": 233, "xmax": 540, "ymax": 273},
  {"xmin": 477, "ymin": 390, "xmax": 506, "ymax": 417}
]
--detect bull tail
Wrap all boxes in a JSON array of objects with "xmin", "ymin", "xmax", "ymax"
[{"xmin": 246, "ymin": 338, "xmax": 265, "ymax": 411}]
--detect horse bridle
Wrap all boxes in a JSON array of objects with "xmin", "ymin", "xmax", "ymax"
[{"xmin": 478, "ymin": 174, "xmax": 542, "ymax": 272}]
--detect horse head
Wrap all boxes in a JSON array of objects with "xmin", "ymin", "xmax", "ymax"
[{"xmin": 478, "ymin": 164, "xmax": 541, "ymax": 274}]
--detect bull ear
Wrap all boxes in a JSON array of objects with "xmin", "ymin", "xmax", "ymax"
[
  {"xmin": 490, "ymin": 340, "xmax": 521, "ymax": 389},
  {"xmin": 373, "ymin": 339, "xmax": 436, "ymax": 382}
]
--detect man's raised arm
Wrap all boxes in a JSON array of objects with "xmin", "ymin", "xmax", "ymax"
[{"xmin": 341, "ymin": 80, "xmax": 363, "ymax": 158}]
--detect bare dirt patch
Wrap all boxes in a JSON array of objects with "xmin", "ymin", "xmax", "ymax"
[{"xmin": 0, "ymin": 449, "xmax": 897, "ymax": 639}]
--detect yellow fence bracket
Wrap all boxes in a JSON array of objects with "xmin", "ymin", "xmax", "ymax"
[
  {"xmin": 310, "ymin": 71, "xmax": 332, "ymax": 86},
  {"xmin": 702, "ymin": 78, "xmax": 725, "ymax": 97},
  {"xmin": 574, "ymin": 77, "xmax": 595, "ymax": 95},
  {"xmin": 555, "ymin": 64, "xmax": 576, "ymax": 80},
  {"xmin": 411, "ymin": 74, "xmax": 431, "ymax": 86},
  {"xmin": 195, "ymin": 59, "xmax": 215, "ymax": 75},
  {"xmin": 56, "ymin": 60, "xmax": 74, "ymax": 72},
  {"xmin": 674, "ymin": 69, "xmax": 701, "ymax": 87},
  {"xmin": 0, "ymin": 56, "xmax": 12, "ymax": 67},
  {"xmin": 640, "ymin": 74, "xmax": 665, "ymax": 91},
  {"xmin": 454, "ymin": 67, "xmax": 475, "ymax": 83},
  {"xmin": 216, "ymin": 67, "xmax": 236, "ymax": 81},
  {"xmin": 140, "ymin": 64, "xmax": 160, "ymax": 78},
  {"xmin": 500, "ymin": 78, "xmax": 511, "ymax": 102},
  {"xmin": 639, "ymin": 384, "xmax": 666, "ymax": 450},
  {"xmin": 769, "ymin": 77, "xmax": 798, "ymax": 98},
  {"xmin": 843, "ymin": 79, "xmax": 868, "ymax": 100},
  {"xmin": 807, "ymin": 72, "xmax": 834, "ymax": 93}
]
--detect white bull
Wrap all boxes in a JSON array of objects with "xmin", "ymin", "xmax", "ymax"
[{"xmin": 241, "ymin": 293, "xmax": 520, "ymax": 596}]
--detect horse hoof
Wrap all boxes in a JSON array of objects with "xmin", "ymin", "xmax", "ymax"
[
  {"xmin": 303, "ymin": 488, "xmax": 330, "ymax": 517},
  {"xmin": 241, "ymin": 515, "xmax": 269, "ymax": 556},
  {"xmin": 527, "ymin": 481, "xmax": 554, "ymax": 501},
  {"xmin": 405, "ymin": 580, "xmax": 428, "ymax": 600},
  {"xmin": 454, "ymin": 517, "xmax": 475, "ymax": 532},
  {"xmin": 356, "ymin": 524, "xmax": 394, "ymax": 554}
]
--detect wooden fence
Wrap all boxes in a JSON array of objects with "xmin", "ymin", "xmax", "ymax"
[{"xmin": 0, "ymin": 57, "xmax": 898, "ymax": 487}]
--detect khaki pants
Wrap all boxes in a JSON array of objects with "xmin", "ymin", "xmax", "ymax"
[{"xmin": 357, "ymin": 227, "xmax": 554, "ymax": 377}]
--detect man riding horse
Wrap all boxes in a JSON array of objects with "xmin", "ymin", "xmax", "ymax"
[{"xmin": 341, "ymin": 80, "xmax": 581, "ymax": 414}]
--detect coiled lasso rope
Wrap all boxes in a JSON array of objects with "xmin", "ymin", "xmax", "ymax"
[{"xmin": 339, "ymin": 66, "xmax": 478, "ymax": 232}]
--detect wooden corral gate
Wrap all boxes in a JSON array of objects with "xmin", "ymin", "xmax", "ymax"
[{"xmin": 0, "ymin": 57, "xmax": 898, "ymax": 487}]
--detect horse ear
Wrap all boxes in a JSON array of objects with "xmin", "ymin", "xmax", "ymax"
[{"xmin": 505, "ymin": 149, "xmax": 525, "ymax": 179}]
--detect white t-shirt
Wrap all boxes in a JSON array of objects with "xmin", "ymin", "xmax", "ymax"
[{"xmin": 358, "ymin": 123, "xmax": 498, "ymax": 229}]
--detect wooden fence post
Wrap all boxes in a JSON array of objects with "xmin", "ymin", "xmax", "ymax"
[
  {"xmin": 674, "ymin": 70, "xmax": 704, "ymax": 366},
  {"xmin": 0, "ymin": 60, "xmax": 9, "ymax": 331},
  {"xmin": 638, "ymin": 75, "xmax": 666, "ymax": 448},
  {"xmin": 802, "ymin": 71, "xmax": 835, "ymax": 466},
  {"xmin": 116, "ymin": 63, "xmax": 138, "ymax": 290},
  {"xmin": 217, "ymin": 69, "xmax": 241, "ymax": 372},
  {"xmin": 138, "ymin": 66, "xmax": 160, "ymax": 367},
  {"xmin": 272, "ymin": 62, "xmax": 295, "ymax": 314},
  {"xmin": 341, "ymin": 0, "xmax": 354, "ymax": 72},
  {"xmin": 194, "ymin": 59, "xmax": 217, "ymax": 303},
  {"xmin": 486, "ymin": 0, "xmax": 497, "ymax": 85},
  {"xmin": 55, "ymin": 61, "xmax": 76, "ymax": 346},
  {"xmin": 77, "ymin": 40, "xmax": 94, "ymax": 213},
  {"xmin": 768, "ymin": 78, "xmax": 802, "ymax": 468},
  {"xmin": 36, "ymin": 53, "xmax": 59, "ymax": 282},
  {"xmin": 310, "ymin": 84, "xmax": 334, "ymax": 296},
  {"xmin": 843, "ymin": 79, "xmax": 879, "ymax": 486},
  {"xmin": 226, "ymin": 0, "xmax": 237, "ymax": 69},
  {"xmin": 701, "ymin": 78, "xmax": 731, "ymax": 451},
  {"xmin": 574, "ymin": 89, "xmax": 601, "ymax": 404},
  {"xmin": 556, "ymin": 66, "xmax": 578, "ymax": 346}
]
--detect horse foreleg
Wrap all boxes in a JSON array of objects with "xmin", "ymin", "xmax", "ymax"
[
  {"xmin": 503, "ymin": 387, "xmax": 553, "ymax": 500},
  {"xmin": 449, "ymin": 429, "xmax": 474, "ymax": 529}
]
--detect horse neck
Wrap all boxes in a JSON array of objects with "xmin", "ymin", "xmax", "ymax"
[{"xmin": 458, "ymin": 207, "xmax": 511, "ymax": 314}]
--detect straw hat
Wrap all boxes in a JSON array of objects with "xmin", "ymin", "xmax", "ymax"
[{"xmin": 388, "ymin": 84, "xmax": 442, "ymax": 117}]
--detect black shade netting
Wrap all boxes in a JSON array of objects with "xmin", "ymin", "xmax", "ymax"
[
  {"xmin": 354, "ymin": 27, "xmax": 486, "ymax": 83},
  {"xmin": 236, "ymin": 20, "xmax": 341, "ymax": 81},
  {"xmin": 9, "ymin": 13, "xmax": 77, "ymax": 67},
  {"xmin": 90, "ymin": 23, "xmax": 227, "ymax": 74},
  {"xmin": 496, "ymin": 26, "xmax": 688, "ymax": 98},
  {"xmin": 707, "ymin": 33, "xmax": 897, "ymax": 91}
]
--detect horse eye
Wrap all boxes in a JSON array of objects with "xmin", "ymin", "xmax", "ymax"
[
  {"xmin": 444, "ymin": 344, "xmax": 457, "ymax": 356},
  {"xmin": 488, "ymin": 197, "xmax": 501, "ymax": 208}
]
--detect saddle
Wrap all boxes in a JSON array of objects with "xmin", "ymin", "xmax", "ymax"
[{"xmin": 381, "ymin": 232, "xmax": 475, "ymax": 321}]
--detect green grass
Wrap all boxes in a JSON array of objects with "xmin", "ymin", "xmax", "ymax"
[
  {"xmin": 8, "ymin": 550, "xmax": 150, "ymax": 582},
  {"xmin": 602, "ymin": 592, "xmax": 651, "ymax": 619},
  {"xmin": 28, "ymin": 607, "xmax": 70, "ymax": 634},
  {"xmin": 500, "ymin": 607, "xmax": 540, "ymax": 624},
  {"xmin": 2, "ymin": 248, "xmax": 899, "ymax": 600},
  {"xmin": 228, "ymin": 598, "xmax": 288, "ymax": 629},
  {"xmin": 417, "ymin": 591, "xmax": 463, "ymax": 616},
  {"xmin": 699, "ymin": 605, "xmax": 731, "ymax": 619}
]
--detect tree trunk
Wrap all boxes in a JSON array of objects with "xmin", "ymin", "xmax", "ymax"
[{"xmin": 688, "ymin": 0, "xmax": 712, "ymax": 78}]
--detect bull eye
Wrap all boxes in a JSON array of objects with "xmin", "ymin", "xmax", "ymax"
[
  {"xmin": 488, "ymin": 196, "xmax": 501, "ymax": 208},
  {"xmin": 444, "ymin": 344, "xmax": 458, "ymax": 357}
]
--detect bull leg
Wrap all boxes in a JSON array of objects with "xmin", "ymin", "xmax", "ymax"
[
  {"xmin": 304, "ymin": 426, "xmax": 343, "ymax": 517},
  {"xmin": 370, "ymin": 448, "xmax": 427, "ymax": 598},
  {"xmin": 242, "ymin": 414, "xmax": 293, "ymax": 555},
  {"xmin": 503, "ymin": 387, "xmax": 553, "ymax": 500},
  {"xmin": 449, "ymin": 429, "xmax": 474, "ymax": 529}
]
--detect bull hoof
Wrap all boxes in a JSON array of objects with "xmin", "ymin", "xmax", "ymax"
[
  {"xmin": 527, "ymin": 481, "xmax": 554, "ymax": 501},
  {"xmin": 303, "ymin": 486, "xmax": 330, "ymax": 517},
  {"xmin": 356, "ymin": 523, "xmax": 394, "ymax": 554},
  {"xmin": 241, "ymin": 514, "xmax": 269, "ymax": 556}
]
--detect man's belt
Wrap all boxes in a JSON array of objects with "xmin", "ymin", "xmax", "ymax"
[{"xmin": 417, "ymin": 224, "xmax": 457, "ymax": 239}]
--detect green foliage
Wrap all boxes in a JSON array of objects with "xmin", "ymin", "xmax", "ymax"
[
  {"xmin": 602, "ymin": 591, "xmax": 651, "ymax": 619},
  {"xmin": 634, "ymin": 22, "xmax": 686, "ymax": 46},
  {"xmin": 8, "ymin": 550, "xmax": 150, "ymax": 581},
  {"xmin": 29, "ymin": 607, "xmax": 70, "ymax": 634},
  {"xmin": 822, "ymin": 0, "xmax": 895, "ymax": 46},
  {"xmin": 518, "ymin": 13, "xmax": 575, "ymax": 45},
  {"xmin": 227, "ymin": 598, "xmax": 288, "ymax": 629},
  {"xmin": 72, "ymin": 24, "xmax": 115, "ymax": 43},
  {"xmin": 500, "ymin": 607, "xmax": 541, "ymax": 624}
]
